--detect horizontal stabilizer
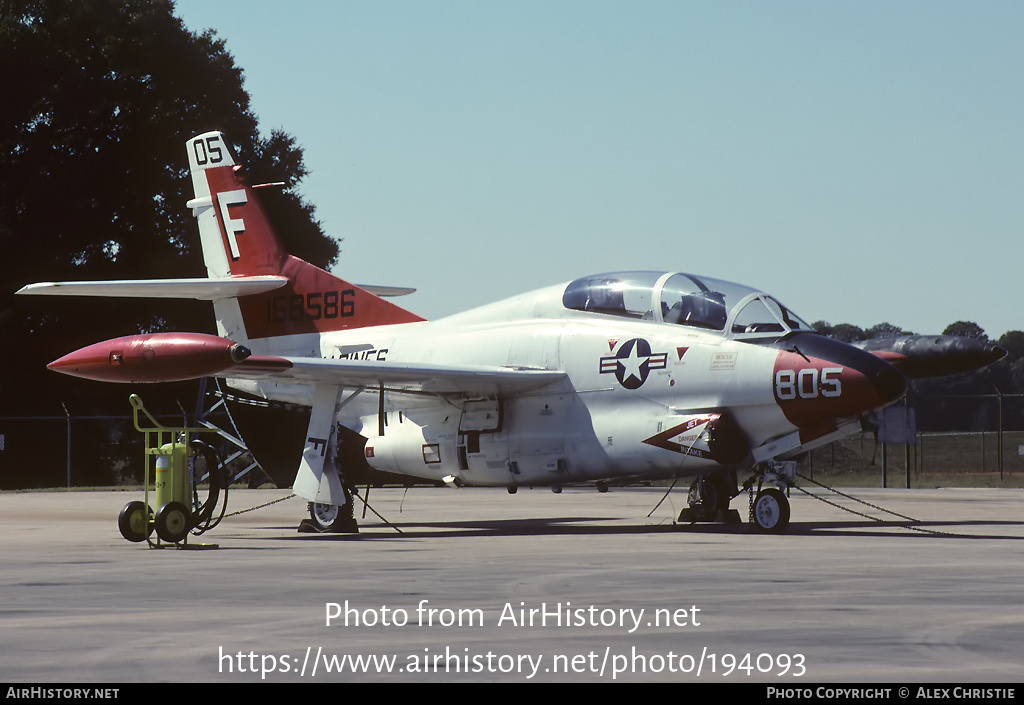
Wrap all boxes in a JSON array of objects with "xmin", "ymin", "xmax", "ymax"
[
  {"xmin": 359, "ymin": 284, "xmax": 417, "ymax": 297},
  {"xmin": 17, "ymin": 277, "xmax": 288, "ymax": 300},
  {"xmin": 17, "ymin": 278, "xmax": 415, "ymax": 300}
]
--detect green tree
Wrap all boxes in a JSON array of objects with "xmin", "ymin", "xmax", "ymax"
[
  {"xmin": 815, "ymin": 322, "xmax": 867, "ymax": 343},
  {"xmin": 0, "ymin": 0, "xmax": 337, "ymax": 415},
  {"xmin": 996, "ymin": 331, "xmax": 1024, "ymax": 360},
  {"xmin": 865, "ymin": 322, "xmax": 913, "ymax": 339},
  {"xmin": 831, "ymin": 324, "xmax": 866, "ymax": 343},
  {"xmin": 942, "ymin": 321, "xmax": 987, "ymax": 340},
  {"xmin": 991, "ymin": 331, "xmax": 1024, "ymax": 397}
]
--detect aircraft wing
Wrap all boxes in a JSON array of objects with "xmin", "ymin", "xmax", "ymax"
[
  {"xmin": 229, "ymin": 356, "xmax": 567, "ymax": 395},
  {"xmin": 43, "ymin": 331, "xmax": 564, "ymax": 394}
]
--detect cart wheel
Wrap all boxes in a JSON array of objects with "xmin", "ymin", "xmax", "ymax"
[
  {"xmin": 155, "ymin": 501, "xmax": 192, "ymax": 543},
  {"xmin": 118, "ymin": 501, "xmax": 152, "ymax": 543}
]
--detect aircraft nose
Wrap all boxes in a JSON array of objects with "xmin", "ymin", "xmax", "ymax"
[{"xmin": 771, "ymin": 333, "xmax": 907, "ymax": 429}]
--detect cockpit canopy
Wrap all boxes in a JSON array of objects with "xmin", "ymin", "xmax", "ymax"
[{"xmin": 562, "ymin": 271, "xmax": 814, "ymax": 338}]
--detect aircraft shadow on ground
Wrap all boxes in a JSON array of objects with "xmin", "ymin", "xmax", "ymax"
[{"xmin": 250, "ymin": 516, "xmax": 1024, "ymax": 542}]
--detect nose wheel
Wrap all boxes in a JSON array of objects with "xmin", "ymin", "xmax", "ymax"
[
  {"xmin": 751, "ymin": 488, "xmax": 790, "ymax": 533},
  {"xmin": 746, "ymin": 461, "xmax": 795, "ymax": 533}
]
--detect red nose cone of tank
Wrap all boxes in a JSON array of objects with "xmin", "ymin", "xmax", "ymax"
[{"xmin": 47, "ymin": 333, "xmax": 251, "ymax": 383}]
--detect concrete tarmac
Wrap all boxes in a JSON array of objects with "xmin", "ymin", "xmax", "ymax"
[{"xmin": 1, "ymin": 485, "xmax": 1023, "ymax": 683}]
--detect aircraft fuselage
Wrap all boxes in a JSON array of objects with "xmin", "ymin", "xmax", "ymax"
[{"xmin": 225, "ymin": 280, "xmax": 903, "ymax": 489}]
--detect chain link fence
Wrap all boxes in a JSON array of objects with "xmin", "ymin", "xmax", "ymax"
[
  {"xmin": 800, "ymin": 393, "xmax": 1024, "ymax": 487},
  {"xmin": 2, "ymin": 394, "xmax": 1023, "ymax": 490},
  {"xmin": 798, "ymin": 429, "xmax": 1024, "ymax": 488},
  {"xmin": 0, "ymin": 411, "xmax": 261, "ymax": 491}
]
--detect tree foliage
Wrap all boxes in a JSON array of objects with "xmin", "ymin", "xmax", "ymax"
[
  {"xmin": 865, "ymin": 322, "xmax": 913, "ymax": 339},
  {"xmin": 0, "ymin": 0, "xmax": 338, "ymax": 413},
  {"xmin": 942, "ymin": 321, "xmax": 988, "ymax": 340},
  {"xmin": 996, "ymin": 331, "xmax": 1024, "ymax": 359},
  {"xmin": 814, "ymin": 317, "xmax": 1024, "ymax": 396},
  {"xmin": 812, "ymin": 321, "xmax": 867, "ymax": 343}
]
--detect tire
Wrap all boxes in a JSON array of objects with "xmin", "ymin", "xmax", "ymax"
[
  {"xmin": 154, "ymin": 501, "xmax": 192, "ymax": 543},
  {"xmin": 118, "ymin": 501, "xmax": 152, "ymax": 543},
  {"xmin": 310, "ymin": 502, "xmax": 341, "ymax": 530},
  {"xmin": 309, "ymin": 500, "xmax": 358, "ymax": 533},
  {"xmin": 751, "ymin": 488, "xmax": 790, "ymax": 533},
  {"xmin": 687, "ymin": 475, "xmax": 729, "ymax": 521}
]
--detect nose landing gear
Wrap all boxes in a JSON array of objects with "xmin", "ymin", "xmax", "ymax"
[
  {"xmin": 748, "ymin": 461, "xmax": 795, "ymax": 533},
  {"xmin": 751, "ymin": 487, "xmax": 790, "ymax": 533}
]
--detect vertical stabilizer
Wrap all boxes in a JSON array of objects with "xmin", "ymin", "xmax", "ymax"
[{"xmin": 184, "ymin": 132, "xmax": 424, "ymax": 349}]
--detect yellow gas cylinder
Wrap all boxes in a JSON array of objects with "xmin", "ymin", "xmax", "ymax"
[{"xmin": 154, "ymin": 440, "xmax": 190, "ymax": 510}]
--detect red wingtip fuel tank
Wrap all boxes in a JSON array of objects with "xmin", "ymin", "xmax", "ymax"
[{"xmin": 47, "ymin": 333, "xmax": 253, "ymax": 383}]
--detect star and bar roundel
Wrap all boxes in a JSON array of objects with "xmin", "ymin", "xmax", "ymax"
[{"xmin": 599, "ymin": 338, "xmax": 670, "ymax": 389}]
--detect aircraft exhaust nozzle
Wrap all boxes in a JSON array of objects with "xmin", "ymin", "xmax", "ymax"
[{"xmin": 47, "ymin": 332, "xmax": 253, "ymax": 383}]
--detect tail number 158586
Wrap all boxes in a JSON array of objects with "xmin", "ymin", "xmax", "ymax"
[{"xmin": 267, "ymin": 290, "xmax": 355, "ymax": 322}]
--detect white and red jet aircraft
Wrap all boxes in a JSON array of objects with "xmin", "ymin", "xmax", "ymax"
[{"xmin": 21, "ymin": 132, "xmax": 1004, "ymax": 534}]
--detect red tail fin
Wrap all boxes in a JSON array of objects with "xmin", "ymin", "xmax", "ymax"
[{"xmin": 187, "ymin": 132, "xmax": 424, "ymax": 340}]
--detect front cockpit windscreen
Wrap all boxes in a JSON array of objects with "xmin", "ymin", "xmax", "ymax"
[
  {"xmin": 731, "ymin": 295, "xmax": 814, "ymax": 336},
  {"xmin": 562, "ymin": 271, "xmax": 814, "ymax": 338}
]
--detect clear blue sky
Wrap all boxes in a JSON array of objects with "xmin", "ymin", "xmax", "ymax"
[{"xmin": 174, "ymin": 0, "xmax": 1022, "ymax": 338}]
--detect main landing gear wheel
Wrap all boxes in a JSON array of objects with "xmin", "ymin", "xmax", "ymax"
[
  {"xmin": 751, "ymin": 488, "xmax": 790, "ymax": 534},
  {"xmin": 154, "ymin": 501, "xmax": 192, "ymax": 543},
  {"xmin": 308, "ymin": 500, "xmax": 359, "ymax": 533},
  {"xmin": 680, "ymin": 475, "xmax": 737, "ymax": 523},
  {"xmin": 686, "ymin": 477, "xmax": 723, "ymax": 521},
  {"xmin": 118, "ymin": 501, "xmax": 153, "ymax": 543}
]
